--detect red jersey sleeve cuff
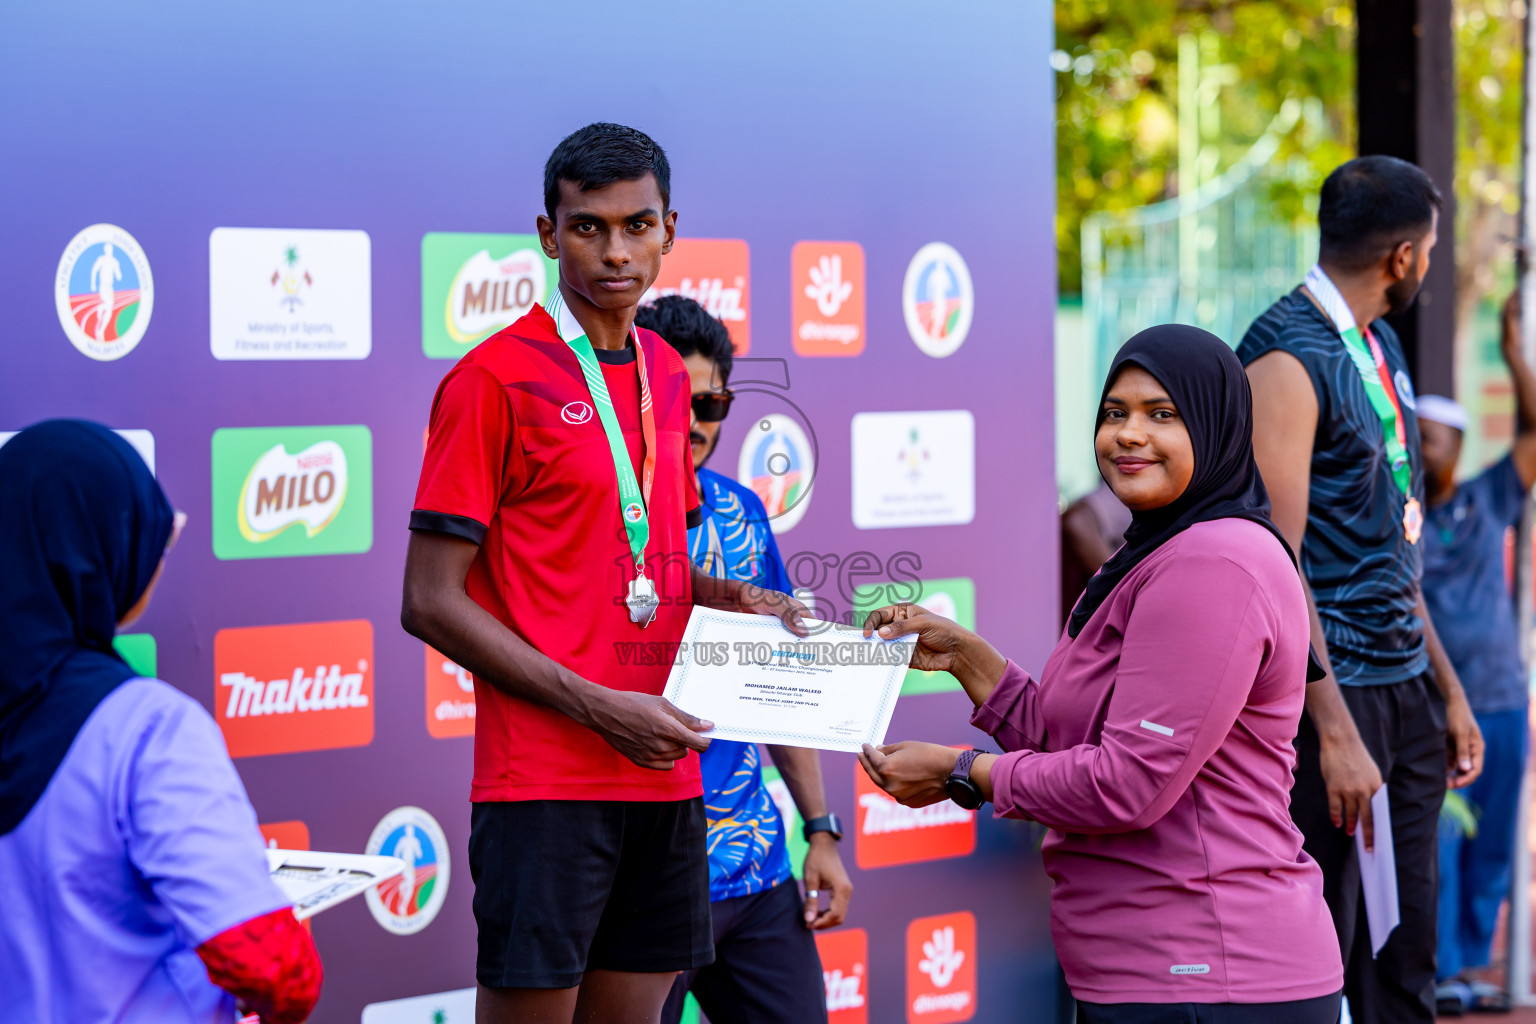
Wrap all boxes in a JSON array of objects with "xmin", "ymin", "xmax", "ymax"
[
  {"xmin": 686, "ymin": 505, "xmax": 703, "ymax": 530},
  {"xmin": 410, "ymin": 509, "xmax": 487, "ymax": 545},
  {"xmin": 197, "ymin": 907, "xmax": 322, "ymax": 1024}
]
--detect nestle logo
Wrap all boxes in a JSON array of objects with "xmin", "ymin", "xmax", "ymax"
[{"xmin": 561, "ymin": 401, "xmax": 593, "ymax": 425}]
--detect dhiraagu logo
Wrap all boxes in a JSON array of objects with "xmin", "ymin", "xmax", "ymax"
[
  {"xmin": 422, "ymin": 232, "xmax": 556, "ymax": 358},
  {"xmin": 853, "ymin": 577, "xmax": 975, "ymax": 696},
  {"xmin": 212, "ymin": 426, "xmax": 372, "ymax": 559}
]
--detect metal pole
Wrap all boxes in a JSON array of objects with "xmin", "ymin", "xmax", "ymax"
[{"xmin": 1508, "ymin": 1, "xmax": 1535, "ymax": 1004}]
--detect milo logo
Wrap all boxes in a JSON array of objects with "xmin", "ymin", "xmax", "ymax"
[
  {"xmin": 239, "ymin": 440, "xmax": 348, "ymax": 541},
  {"xmin": 422, "ymin": 232, "xmax": 556, "ymax": 358},
  {"xmin": 447, "ymin": 248, "xmax": 547, "ymax": 343},
  {"xmin": 213, "ymin": 426, "xmax": 372, "ymax": 560}
]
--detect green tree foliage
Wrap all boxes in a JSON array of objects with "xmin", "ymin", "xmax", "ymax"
[
  {"xmin": 1055, "ymin": 0, "xmax": 1524, "ymax": 328},
  {"xmin": 1054, "ymin": 1, "xmax": 1356, "ymax": 294},
  {"xmin": 1454, "ymin": 0, "xmax": 1524, "ymax": 340}
]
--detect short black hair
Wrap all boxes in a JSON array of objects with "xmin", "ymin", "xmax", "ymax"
[
  {"xmin": 634, "ymin": 295, "xmax": 733, "ymax": 383},
  {"xmin": 543, "ymin": 122, "xmax": 670, "ymax": 218},
  {"xmin": 1318, "ymin": 155, "xmax": 1442, "ymax": 271}
]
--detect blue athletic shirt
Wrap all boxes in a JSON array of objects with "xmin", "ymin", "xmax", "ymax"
[
  {"xmin": 1422, "ymin": 454, "xmax": 1530, "ymax": 713},
  {"xmin": 1236, "ymin": 288, "xmax": 1428, "ymax": 686},
  {"xmin": 688, "ymin": 466, "xmax": 795, "ymax": 901}
]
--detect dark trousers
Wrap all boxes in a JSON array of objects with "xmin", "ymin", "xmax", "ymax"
[
  {"xmin": 1076, "ymin": 992, "xmax": 1341, "ymax": 1024},
  {"xmin": 1291, "ymin": 673, "xmax": 1447, "ymax": 1024},
  {"xmin": 659, "ymin": 879, "xmax": 827, "ymax": 1024}
]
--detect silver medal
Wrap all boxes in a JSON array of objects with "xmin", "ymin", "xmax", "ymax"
[{"xmin": 626, "ymin": 573, "xmax": 659, "ymax": 626}]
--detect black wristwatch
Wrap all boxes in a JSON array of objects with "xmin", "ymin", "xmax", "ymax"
[
  {"xmin": 802, "ymin": 813, "xmax": 844, "ymax": 842},
  {"xmin": 946, "ymin": 749, "xmax": 987, "ymax": 810}
]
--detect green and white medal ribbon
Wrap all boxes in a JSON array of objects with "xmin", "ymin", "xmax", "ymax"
[
  {"xmin": 1302, "ymin": 264, "xmax": 1421, "ymax": 543},
  {"xmin": 547, "ymin": 288, "xmax": 662, "ymax": 622}
]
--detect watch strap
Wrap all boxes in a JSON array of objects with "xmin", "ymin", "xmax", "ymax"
[
  {"xmin": 951, "ymin": 748, "xmax": 981, "ymax": 782},
  {"xmin": 802, "ymin": 813, "xmax": 844, "ymax": 842}
]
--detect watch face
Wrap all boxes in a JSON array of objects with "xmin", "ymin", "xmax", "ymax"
[{"xmin": 945, "ymin": 777, "xmax": 983, "ymax": 810}]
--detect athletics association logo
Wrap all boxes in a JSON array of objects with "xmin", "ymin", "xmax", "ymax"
[
  {"xmin": 854, "ymin": 757, "xmax": 975, "ymax": 868},
  {"xmin": 623, "ymin": 502, "xmax": 645, "ymax": 523},
  {"xmin": 737, "ymin": 413, "xmax": 815, "ymax": 534},
  {"xmin": 793, "ymin": 241, "xmax": 866, "ymax": 356},
  {"xmin": 365, "ymin": 806, "xmax": 450, "ymax": 936},
  {"xmin": 1394, "ymin": 368, "xmax": 1417, "ymax": 410},
  {"xmin": 55, "ymin": 224, "xmax": 153, "ymax": 361},
  {"xmin": 214, "ymin": 619, "xmax": 374, "ymax": 758},
  {"xmin": 902, "ymin": 242, "xmax": 973, "ymax": 358},
  {"xmin": 421, "ymin": 233, "xmax": 555, "ymax": 358},
  {"xmin": 644, "ymin": 238, "xmax": 751, "ymax": 353},
  {"xmin": 212, "ymin": 426, "xmax": 373, "ymax": 560},
  {"xmin": 816, "ymin": 928, "xmax": 870, "ymax": 1023},
  {"xmin": 906, "ymin": 912, "xmax": 977, "ymax": 1023}
]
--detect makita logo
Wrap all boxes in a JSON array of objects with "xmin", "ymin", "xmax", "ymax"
[
  {"xmin": 825, "ymin": 968, "xmax": 865, "ymax": 1013},
  {"xmin": 815, "ymin": 927, "xmax": 869, "ymax": 1024},
  {"xmin": 238, "ymin": 440, "xmax": 348, "ymax": 542},
  {"xmin": 648, "ymin": 277, "xmax": 745, "ymax": 323},
  {"xmin": 221, "ymin": 663, "xmax": 369, "ymax": 718},
  {"xmin": 213, "ymin": 620, "xmax": 375, "ymax": 758},
  {"xmin": 860, "ymin": 792, "xmax": 974, "ymax": 834},
  {"xmin": 854, "ymin": 763, "xmax": 976, "ymax": 869}
]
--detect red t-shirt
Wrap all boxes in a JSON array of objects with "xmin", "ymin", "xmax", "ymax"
[{"xmin": 412, "ymin": 304, "xmax": 702, "ymax": 802}]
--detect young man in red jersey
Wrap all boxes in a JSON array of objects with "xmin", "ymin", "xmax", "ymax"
[{"xmin": 402, "ymin": 123, "xmax": 803, "ymax": 1024}]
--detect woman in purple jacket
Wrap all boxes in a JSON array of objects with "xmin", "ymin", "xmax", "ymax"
[{"xmin": 860, "ymin": 326, "xmax": 1343, "ymax": 1023}]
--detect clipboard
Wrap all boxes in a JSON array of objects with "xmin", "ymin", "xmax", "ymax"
[{"xmin": 266, "ymin": 848, "xmax": 406, "ymax": 920}]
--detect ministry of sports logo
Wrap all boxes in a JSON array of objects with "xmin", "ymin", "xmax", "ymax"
[
  {"xmin": 737, "ymin": 413, "xmax": 814, "ymax": 533},
  {"xmin": 365, "ymin": 806, "xmax": 450, "ymax": 936},
  {"xmin": 55, "ymin": 224, "xmax": 153, "ymax": 361},
  {"xmin": 902, "ymin": 242, "xmax": 973, "ymax": 359}
]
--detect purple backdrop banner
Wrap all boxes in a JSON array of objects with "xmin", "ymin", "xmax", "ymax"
[{"xmin": 0, "ymin": 3, "xmax": 1059, "ymax": 1021}]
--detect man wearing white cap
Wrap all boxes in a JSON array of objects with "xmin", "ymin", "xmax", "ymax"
[{"xmin": 1421, "ymin": 293, "xmax": 1536, "ymax": 1016}]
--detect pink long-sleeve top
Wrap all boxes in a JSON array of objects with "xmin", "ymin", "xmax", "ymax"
[{"xmin": 973, "ymin": 518, "xmax": 1342, "ymax": 1004}]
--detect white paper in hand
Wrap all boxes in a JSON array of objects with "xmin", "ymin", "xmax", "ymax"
[{"xmin": 1355, "ymin": 784, "xmax": 1399, "ymax": 957}]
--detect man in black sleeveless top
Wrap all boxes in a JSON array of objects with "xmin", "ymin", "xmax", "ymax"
[{"xmin": 1239, "ymin": 155, "xmax": 1485, "ymax": 1024}]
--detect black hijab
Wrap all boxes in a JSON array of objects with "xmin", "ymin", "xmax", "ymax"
[
  {"xmin": 0, "ymin": 421, "xmax": 174, "ymax": 835},
  {"xmin": 1068, "ymin": 327, "xmax": 1322, "ymax": 683}
]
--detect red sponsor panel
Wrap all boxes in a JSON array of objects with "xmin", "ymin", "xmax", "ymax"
[
  {"xmin": 816, "ymin": 927, "xmax": 869, "ymax": 1023},
  {"xmin": 792, "ymin": 241, "xmax": 866, "ymax": 356},
  {"xmin": 258, "ymin": 820, "xmax": 311, "ymax": 850},
  {"xmin": 425, "ymin": 644, "xmax": 476, "ymax": 739},
  {"xmin": 854, "ymin": 758, "xmax": 976, "ymax": 869},
  {"xmin": 906, "ymin": 911, "xmax": 977, "ymax": 1024},
  {"xmin": 214, "ymin": 620, "xmax": 374, "ymax": 758},
  {"xmin": 644, "ymin": 238, "xmax": 751, "ymax": 353}
]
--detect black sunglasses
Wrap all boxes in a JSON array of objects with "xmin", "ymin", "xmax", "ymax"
[{"xmin": 691, "ymin": 390, "xmax": 735, "ymax": 423}]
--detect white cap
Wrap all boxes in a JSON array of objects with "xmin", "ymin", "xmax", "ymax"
[{"xmin": 1416, "ymin": 394, "xmax": 1469, "ymax": 431}]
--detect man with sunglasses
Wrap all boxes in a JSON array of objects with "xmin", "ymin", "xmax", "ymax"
[{"xmin": 636, "ymin": 296, "xmax": 853, "ymax": 1024}]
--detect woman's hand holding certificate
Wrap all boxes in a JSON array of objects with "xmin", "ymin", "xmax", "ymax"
[{"xmin": 662, "ymin": 607, "xmax": 916, "ymax": 753}]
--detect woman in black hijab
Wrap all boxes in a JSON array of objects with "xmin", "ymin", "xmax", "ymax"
[
  {"xmin": 0, "ymin": 420, "xmax": 323, "ymax": 1024},
  {"xmin": 857, "ymin": 327, "xmax": 1343, "ymax": 1022}
]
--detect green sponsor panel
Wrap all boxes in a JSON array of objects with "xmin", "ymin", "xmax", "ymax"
[
  {"xmin": 761, "ymin": 764, "xmax": 808, "ymax": 879},
  {"xmin": 114, "ymin": 633, "xmax": 157, "ymax": 677},
  {"xmin": 680, "ymin": 994, "xmax": 700, "ymax": 1024},
  {"xmin": 422, "ymin": 232, "xmax": 556, "ymax": 358},
  {"xmin": 852, "ymin": 576, "xmax": 975, "ymax": 696},
  {"xmin": 211, "ymin": 425, "xmax": 373, "ymax": 560}
]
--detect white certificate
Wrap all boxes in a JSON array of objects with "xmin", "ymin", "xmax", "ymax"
[{"xmin": 662, "ymin": 607, "xmax": 916, "ymax": 753}]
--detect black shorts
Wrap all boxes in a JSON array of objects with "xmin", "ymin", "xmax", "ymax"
[
  {"xmin": 659, "ymin": 879, "xmax": 827, "ymax": 1024},
  {"xmin": 468, "ymin": 798, "xmax": 714, "ymax": 989}
]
